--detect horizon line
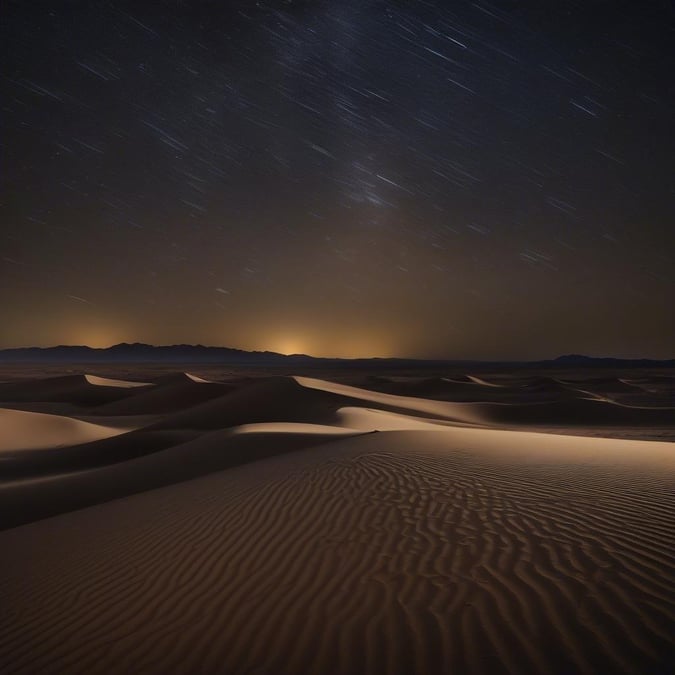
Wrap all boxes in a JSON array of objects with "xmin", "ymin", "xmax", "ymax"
[{"xmin": 0, "ymin": 342, "xmax": 673, "ymax": 364}]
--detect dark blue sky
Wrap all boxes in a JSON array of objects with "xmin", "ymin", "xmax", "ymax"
[{"xmin": 2, "ymin": 1, "xmax": 674, "ymax": 358}]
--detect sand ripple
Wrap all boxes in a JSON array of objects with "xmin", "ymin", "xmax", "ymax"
[{"xmin": 0, "ymin": 430, "xmax": 673, "ymax": 674}]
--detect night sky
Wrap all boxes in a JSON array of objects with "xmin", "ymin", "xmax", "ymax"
[{"xmin": 2, "ymin": 1, "xmax": 674, "ymax": 359}]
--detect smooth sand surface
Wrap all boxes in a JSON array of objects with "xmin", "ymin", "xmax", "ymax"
[
  {"xmin": 0, "ymin": 408, "xmax": 132, "ymax": 452},
  {"xmin": 0, "ymin": 368, "xmax": 673, "ymax": 674}
]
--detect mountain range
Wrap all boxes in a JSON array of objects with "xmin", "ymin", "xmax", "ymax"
[{"xmin": 0, "ymin": 344, "xmax": 672, "ymax": 367}]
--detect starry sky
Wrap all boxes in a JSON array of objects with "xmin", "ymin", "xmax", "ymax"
[{"xmin": 2, "ymin": 0, "xmax": 674, "ymax": 359}]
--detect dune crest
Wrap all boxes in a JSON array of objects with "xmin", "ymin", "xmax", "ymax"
[
  {"xmin": 83, "ymin": 374, "xmax": 152, "ymax": 388},
  {"xmin": 184, "ymin": 372, "xmax": 213, "ymax": 383},
  {"xmin": 465, "ymin": 375, "xmax": 503, "ymax": 387}
]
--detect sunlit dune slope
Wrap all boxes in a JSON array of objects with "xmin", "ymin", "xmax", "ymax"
[{"xmin": 0, "ymin": 408, "xmax": 133, "ymax": 452}]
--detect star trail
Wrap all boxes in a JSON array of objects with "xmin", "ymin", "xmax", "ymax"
[{"xmin": 2, "ymin": 0, "xmax": 674, "ymax": 358}]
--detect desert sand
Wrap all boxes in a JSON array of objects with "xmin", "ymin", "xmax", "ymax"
[{"xmin": 0, "ymin": 366, "xmax": 673, "ymax": 674}]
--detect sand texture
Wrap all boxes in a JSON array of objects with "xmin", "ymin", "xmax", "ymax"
[{"xmin": 0, "ymin": 368, "xmax": 673, "ymax": 674}]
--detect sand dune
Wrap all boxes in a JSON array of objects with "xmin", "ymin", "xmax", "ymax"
[
  {"xmin": 475, "ymin": 397, "xmax": 675, "ymax": 427},
  {"xmin": 361, "ymin": 376, "xmax": 486, "ymax": 401},
  {"xmin": 0, "ymin": 374, "xmax": 149, "ymax": 407},
  {"xmin": 1, "ymin": 429, "xmax": 673, "ymax": 674},
  {"xmin": 83, "ymin": 374, "xmax": 152, "ymax": 387},
  {"xmin": 465, "ymin": 374, "xmax": 504, "ymax": 386},
  {"xmin": 625, "ymin": 375, "xmax": 675, "ymax": 391},
  {"xmin": 0, "ymin": 424, "xmax": 365, "ymax": 530},
  {"xmin": 294, "ymin": 376, "xmax": 486, "ymax": 424},
  {"xmin": 146, "ymin": 375, "xmax": 482, "ymax": 432},
  {"xmin": 0, "ymin": 369, "xmax": 673, "ymax": 673},
  {"xmin": 151, "ymin": 371, "xmax": 226, "ymax": 386},
  {"xmin": 0, "ymin": 429, "xmax": 199, "ymax": 482},
  {"xmin": 184, "ymin": 372, "xmax": 215, "ymax": 383},
  {"xmin": 336, "ymin": 406, "xmax": 456, "ymax": 431},
  {"xmin": 521, "ymin": 376, "xmax": 578, "ymax": 393},
  {"xmin": 0, "ymin": 408, "xmax": 132, "ymax": 452},
  {"xmin": 560, "ymin": 376, "xmax": 655, "ymax": 393},
  {"xmin": 361, "ymin": 374, "xmax": 592, "ymax": 403},
  {"xmin": 94, "ymin": 375, "xmax": 236, "ymax": 415},
  {"xmin": 298, "ymin": 376, "xmax": 674, "ymax": 428}
]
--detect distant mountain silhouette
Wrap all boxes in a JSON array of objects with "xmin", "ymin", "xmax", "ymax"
[
  {"xmin": 0, "ymin": 344, "xmax": 672, "ymax": 368},
  {"xmin": 0, "ymin": 343, "xmax": 293, "ymax": 364},
  {"xmin": 551, "ymin": 354, "xmax": 675, "ymax": 368}
]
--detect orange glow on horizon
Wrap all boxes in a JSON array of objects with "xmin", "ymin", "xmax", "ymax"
[
  {"xmin": 256, "ymin": 332, "xmax": 396, "ymax": 359},
  {"xmin": 270, "ymin": 336, "xmax": 309, "ymax": 356},
  {"xmin": 63, "ymin": 323, "xmax": 132, "ymax": 349}
]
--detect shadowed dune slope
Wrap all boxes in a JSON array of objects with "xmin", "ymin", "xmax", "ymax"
[
  {"xmin": 0, "ymin": 430, "xmax": 673, "ymax": 675},
  {"xmin": 0, "ymin": 429, "xmax": 199, "ymax": 480},
  {"xmin": 474, "ymin": 398, "xmax": 675, "ymax": 426},
  {"xmin": 357, "ymin": 374, "xmax": 675, "ymax": 417},
  {"xmin": 0, "ymin": 426, "xmax": 366, "ymax": 530},
  {"xmin": 560, "ymin": 376, "xmax": 663, "ymax": 394},
  {"xmin": 361, "ymin": 374, "xmax": 601, "ymax": 404},
  {"xmin": 519, "ymin": 376, "xmax": 580, "ymax": 396},
  {"xmin": 0, "ymin": 374, "xmax": 151, "ymax": 407},
  {"xmin": 94, "ymin": 378, "xmax": 237, "ymax": 415},
  {"xmin": 625, "ymin": 375, "xmax": 675, "ymax": 392},
  {"xmin": 361, "ymin": 376, "xmax": 506, "ymax": 401},
  {"xmin": 146, "ymin": 376, "xmax": 354, "ymax": 429}
]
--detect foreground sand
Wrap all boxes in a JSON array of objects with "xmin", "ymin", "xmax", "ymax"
[{"xmin": 0, "ymin": 369, "xmax": 673, "ymax": 673}]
